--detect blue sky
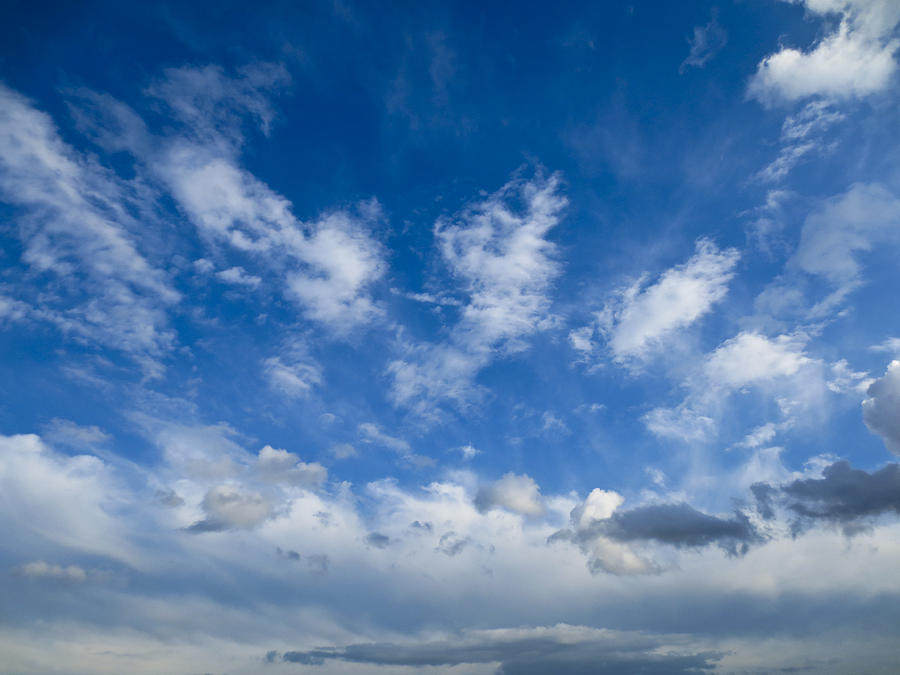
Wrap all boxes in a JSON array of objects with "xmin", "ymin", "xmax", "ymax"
[{"xmin": 2, "ymin": 0, "xmax": 900, "ymax": 672}]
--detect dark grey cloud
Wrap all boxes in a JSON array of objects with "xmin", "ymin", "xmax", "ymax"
[
  {"xmin": 553, "ymin": 502, "xmax": 760, "ymax": 559},
  {"xmin": 601, "ymin": 503, "xmax": 758, "ymax": 555},
  {"xmin": 269, "ymin": 627, "xmax": 721, "ymax": 673},
  {"xmin": 365, "ymin": 532, "xmax": 391, "ymax": 548},
  {"xmin": 753, "ymin": 461, "xmax": 900, "ymax": 534}
]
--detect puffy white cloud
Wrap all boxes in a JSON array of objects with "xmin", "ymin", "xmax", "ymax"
[
  {"xmin": 863, "ymin": 360, "xmax": 900, "ymax": 455},
  {"xmin": 571, "ymin": 488, "xmax": 625, "ymax": 528},
  {"xmin": 749, "ymin": 0, "xmax": 900, "ymax": 104},
  {"xmin": 475, "ymin": 473, "xmax": 544, "ymax": 516},
  {"xmin": 216, "ymin": 266, "xmax": 261, "ymax": 288},
  {"xmin": 0, "ymin": 433, "xmax": 135, "ymax": 564},
  {"xmin": 587, "ymin": 239, "xmax": 739, "ymax": 363},
  {"xmin": 704, "ymin": 332, "xmax": 810, "ymax": 389}
]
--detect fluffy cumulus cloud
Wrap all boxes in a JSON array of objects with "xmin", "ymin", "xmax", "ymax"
[
  {"xmin": 703, "ymin": 331, "xmax": 810, "ymax": 389},
  {"xmin": 863, "ymin": 361, "xmax": 900, "ymax": 455},
  {"xmin": 475, "ymin": 473, "xmax": 544, "ymax": 516},
  {"xmin": 749, "ymin": 0, "xmax": 900, "ymax": 104},
  {"xmin": 575, "ymin": 239, "xmax": 739, "ymax": 364}
]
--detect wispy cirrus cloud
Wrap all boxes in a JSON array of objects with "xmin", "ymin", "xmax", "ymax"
[
  {"xmin": 389, "ymin": 170, "xmax": 566, "ymax": 418},
  {"xmin": 570, "ymin": 239, "xmax": 739, "ymax": 365}
]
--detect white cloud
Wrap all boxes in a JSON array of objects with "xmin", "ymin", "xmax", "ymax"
[
  {"xmin": 757, "ymin": 101, "xmax": 845, "ymax": 183},
  {"xmin": 329, "ymin": 443, "xmax": 358, "ymax": 459},
  {"xmin": 862, "ymin": 360, "xmax": 900, "ymax": 455},
  {"xmin": 749, "ymin": 0, "xmax": 900, "ymax": 104},
  {"xmin": 643, "ymin": 405, "xmax": 717, "ymax": 443},
  {"xmin": 457, "ymin": 443, "xmax": 481, "ymax": 460},
  {"xmin": 263, "ymin": 355, "xmax": 321, "ymax": 398},
  {"xmin": 704, "ymin": 332, "xmax": 810, "ymax": 389},
  {"xmin": 474, "ymin": 473, "xmax": 544, "ymax": 516},
  {"xmin": 0, "ymin": 433, "xmax": 135, "ymax": 564},
  {"xmin": 587, "ymin": 239, "xmax": 739, "ymax": 363},
  {"xmin": 437, "ymin": 171, "xmax": 566, "ymax": 353},
  {"xmin": 0, "ymin": 84, "xmax": 178, "ymax": 367},
  {"xmin": 572, "ymin": 489, "xmax": 625, "ymax": 528},
  {"xmin": 389, "ymin": 171, "xmax": 566, "ymax": 415},
  {"xmin": 216, "ymin": 266, "xmax": 261, "ymax": 288}
]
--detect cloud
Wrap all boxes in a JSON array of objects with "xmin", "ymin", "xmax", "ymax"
[
  {"xmin": 554, "ymin": 489, "xmax": 760, "ymax": 574},
  {"xmin": 263, "ymin": 354, "xmax": 321, "ymax": 399},
  {"xmin": 581, "ymin": 239, "xmax": 739, "ymax": 363},
  {"xmin": 748, "ymin": 0, "xmax": 900, "ymax": 104},
  {"xmin": 358, "ymin": 423, "xmax": 434, "ymax": 467},
  {"xmin": 71, "ymin": 65, "xmax": 387, "ymax": 334},
  {"xmin": 703, "ymin": 332, "xmax": 810, "ymax": 389},
  {"xmin": 187, "ymin": 484, "xmax": 271, "ymax": 532},
  {"xmin": 215, "ymin": 266, "xmax": 261, "ymax": 288},
  {"xmin": 14, "ymin": 561, "xmax": 88, "ymax": 583},
  {"xmin": 753, "ymin": 460, "xmax": 900, "ymax": 534},
  {"xmin": 863, "ymin": 361, "xmax": 900, "ymax": 455},
  {"xmin": 475, "ymin": 473, "xmax": 544, "ymax": 516},
  {"xmin": 755, "ymin": 100, "xmax": 845, "ymax": 184},
  {"xmin": 146, "ymin": 62, "xmax": 290, "ymax": 141},
  {"xmin": 680, "ymin": 11, "xmax": 727, "ymax": 72},
  {"xmin": 0, "ymin": 83, "xmax": 178, "ymax": 369},
  {"xmin": 0, "ymin": 433, "xmax": 135, "ymax": 564},
  {"xmin": 389, "ymin": 171, "xmax": 566, "ymax": 416},
  {"xmin": 271, "ymin": 624, "xmax": 723, "ymax": 673},
  {"xmin": 256, "ymin": 445, "xmax": 327, "ymax": 488},
  {"xmin": 791, "ymin": 183, "xmax": 900, "ymax": 307},
  {"xmin": 365, "ymin": 532, "xmax": 391, "ymax": 549}
]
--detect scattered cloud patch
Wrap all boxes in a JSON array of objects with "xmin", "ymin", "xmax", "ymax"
[{"xmin": 748, "ymin": 0, "xmax": 900, "ymax": 104}]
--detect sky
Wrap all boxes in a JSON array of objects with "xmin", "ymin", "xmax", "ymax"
[{"xmin": 1, "ymin": 0, "xmax": 900, "ymax": 672}]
